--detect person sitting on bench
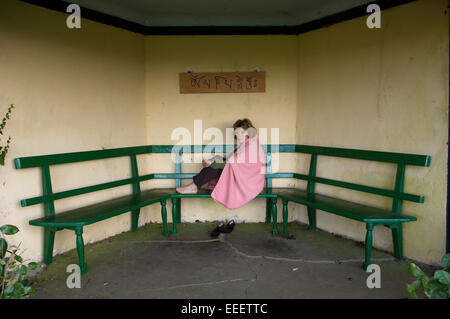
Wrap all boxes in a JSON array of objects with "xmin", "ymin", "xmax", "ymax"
[{"xmin": 176, "ymin": 118, "xmax": 263, "ymax": 197}]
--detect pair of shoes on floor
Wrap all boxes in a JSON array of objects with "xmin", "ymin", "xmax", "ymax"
[{"xmin": 210, "ymin": 220, "xmax": 235, "ymax": 238}]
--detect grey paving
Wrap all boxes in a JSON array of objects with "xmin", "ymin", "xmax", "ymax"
[{"xmin": 28, "ymin": 221, "xmax": 437, "ymax": 299}]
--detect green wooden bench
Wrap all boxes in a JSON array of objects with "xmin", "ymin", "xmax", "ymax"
[
  {"xmin": 272, "ymin": 145, "xmax": 430, "ymax": 270},
  {"xmin": 14, "ymin": 145, "xmax": 277, "ymax": 274},
  {"xmin": 14, "ymin": 144, "xmax": 430, "ymax": 273}
]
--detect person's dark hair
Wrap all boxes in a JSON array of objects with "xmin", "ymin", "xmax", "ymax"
[{"xmin": 233, "ymin": 118, "xmax": 257, "ymax": 138}]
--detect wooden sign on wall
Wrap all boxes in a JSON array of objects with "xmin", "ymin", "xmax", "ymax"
[{"xmin": 179, "ymin": 72, "xmax": 265, "ymax": 93}]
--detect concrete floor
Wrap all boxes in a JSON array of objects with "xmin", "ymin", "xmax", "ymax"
[{"xmin": 28, "ymin": 221, "xmax": 437, "ymax": 299}]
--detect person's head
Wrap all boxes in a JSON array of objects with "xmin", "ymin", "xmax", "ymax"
[{"xmin": 232, "ymin": 118, "xmax": 257, "ymax": 144}]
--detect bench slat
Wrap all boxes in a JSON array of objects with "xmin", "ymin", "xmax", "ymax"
[
  {"xmin": 295, "ymin": 145, "xmax": 430, "ymax": 166},
  {"xmin": 15, "ymin": 146, "xmax": 154, "ymax": 169},
  {"xmin": 274, "ymin": 188, "xmax": 417, "ymax": 223},
  {"xmin": 21, "ymin": 177, "xmax": 138, "ymax": 207},
  {"xmin": 293, "ymin": 173, "xmax": 424, "ymax": 203},
  {"xmin": 28, "ymin": 188, "xmax": 278, "ymax": 228},
  {"xmin": 29, "ymin": 189, "xmax": 172, "ymax": 228},
  {"xmin": 21, "ymin": 173, "xmax": 289, "ymax": 207},
  {"xmin": 15, "ymin": 144, "xmax": 431, "ymax": 169},
  {"xmin": 32, "ymin": 185, "xmax": 415, "ymax": 228}
]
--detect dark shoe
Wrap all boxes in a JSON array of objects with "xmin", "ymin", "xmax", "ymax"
[
  {"xmin": 210, "ymin": 221, "xmax": 225, "ymax": 238},
  {"xmin": 221, "ymin": 220, "xmax": 235, "ymax": 233}
]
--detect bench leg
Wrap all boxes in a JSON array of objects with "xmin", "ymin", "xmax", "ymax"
[
  {"xmin": 282, "ymin": 199, "xmax": 289, "ymax": 236},
  {"xmin": 43, "ymin": 227, "xmax": 56, "ymax": 265},
  {"xmin": 272, "ymin": 198, "xmax": 278, "ymax": 235},
  {"xmin": 176, "ymin": 198, "xmax": 181, "ymax": 224},
  {"xmin": 362, "ymin": 223, "xmax": 374, "ymax": 271},
  {"xmin": 307, "ymin": 207, "xmax": 317, "ymax": 230},
  {"xmin": 391, "ymin": 224, "xmax": 403, "ymax": 260},
  {"xmin": 265, "ymin": 198, "xmax": 272, "ymax": 223},
  {"xmin": 75, "ymin": 227, "xmax": 88, "ymax": 274},
  {"xmin": 161, "ymin": 200, "xmax": 168, "ymax": 236},
  {"xmin": 131, "ymin": 209, "xmax": 140, "ymax": 232},
  {"xmin": 171, "ymin": 197, "xmax": 178, "ymax": 235}
]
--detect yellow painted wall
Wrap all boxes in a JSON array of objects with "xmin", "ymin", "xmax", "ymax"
[
  {"xmin": 143, "ymin": 35, "xmax": 299, "ymax": 223},
  {"xmin": 0, "ymin": 0, "xmax": 447, "ymax": 266},
  {"xmin": 295, "ymin": 0, "xmax": 449, "ymax": 265},
  {"xmin": 0, "ymin": 0, "xmax": 146, "ymax": 261}
]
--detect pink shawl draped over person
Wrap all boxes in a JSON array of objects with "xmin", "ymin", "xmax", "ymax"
[{"xmin": 211, "ymin": 135, "xmax": 266, "ymax": 209}]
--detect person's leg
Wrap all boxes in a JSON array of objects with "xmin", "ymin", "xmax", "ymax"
[
  {"xmin": 193, "ymin": 167, "xmax": 222, "ymax": 187},
  {"xmin": 176, "ymin": 167, "xmax": 222, "ymax": 194}
]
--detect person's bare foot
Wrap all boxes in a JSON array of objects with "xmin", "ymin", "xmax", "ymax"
[{"xmin": 176, "ymin": 182, "xmax": 198, "ymax": 194}]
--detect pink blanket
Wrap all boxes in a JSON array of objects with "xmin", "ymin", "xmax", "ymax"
[{"xmin": 211, "ymin": 136, "xmax": 266, "ymax": 209}]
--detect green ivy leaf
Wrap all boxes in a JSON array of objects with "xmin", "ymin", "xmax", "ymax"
[
  {"xmin": 442, "ymin": 254, "xmax": 450, "ymax": 269},
  {"xmin": 3, "ymin": 284, "xmax": 14, "ymax": 297},
  {"xmin": 421, "ymin": 275, "xmax": 430, "ymax": 290},
  {"xmin": 409, "ymin": 263, "xmax": 425, "ymax": 278},
  {"xmin": 13, "ymin": 282, "xmax": 25, "ymax": 296},
  {"xmin": 15, "ymin": 255, "xmax": 23, "ymax": 263},
  {"xmin": 407, "ymin": 279, "xmax": 421, "ymax": 298},
  {"xmin": 20, "ymin": 265, "xmax": 27, "ymax": 276},
  {"xmin": 0, "ymin": 238, "xmax": 7, "ymax": 258},
  {"xmin": 428, "ymin": 288, "xmax": 448, "ymax": 299},
  {"xmin": 0, "ymin": 225, "xmax": 19, "ymax": 235},
  {"xmin": 27, "ymin": 262, "xmax": 38, "ymax": 269},
  {"xmin": 434, "ymin": 270, "xmax": 450, "ymax": 286},
  {"xmin": 23, "ymin": 286, "xmax": 34, "ymax": 295},
  {"xmin": 425, "ymin": 279, "xmax": 448, "ymax": 299}
]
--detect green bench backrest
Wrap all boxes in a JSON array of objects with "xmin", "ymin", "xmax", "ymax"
[
  {"xmin": 292, "ymin": 145, "xmax": 430, "ymax": 213},
  {"xmin": 14, "ymin": 144, "xmax": 430, "ymax": 216},
  {"xmin": 14, "ymin": 144, "xmax": 284, "ymax": 211}
]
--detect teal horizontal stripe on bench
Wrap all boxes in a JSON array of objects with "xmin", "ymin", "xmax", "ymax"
[{"xmin": 170, "ymin": 187, "xmax": 278, "ymax": 198}]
